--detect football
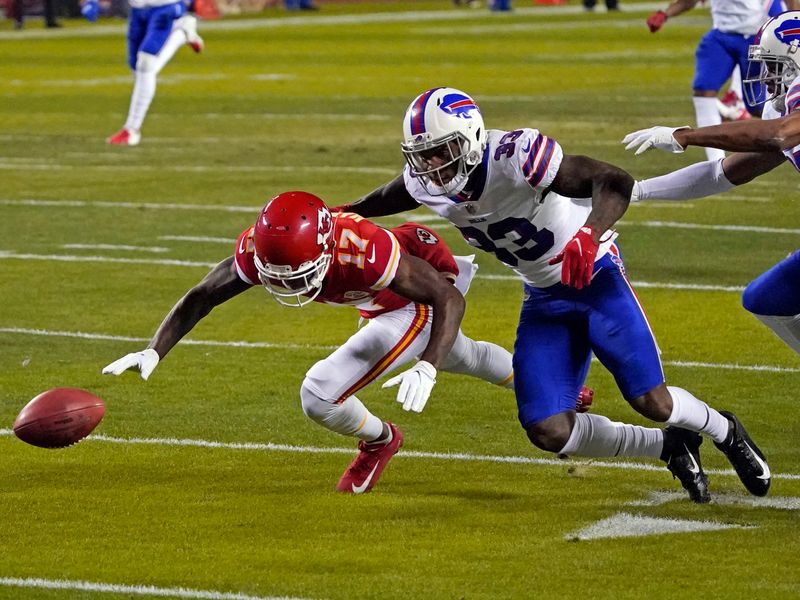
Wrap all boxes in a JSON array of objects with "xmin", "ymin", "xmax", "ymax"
[{"xmin": 13, "ymin": 387, "xmax": 106, "ymax": 449}]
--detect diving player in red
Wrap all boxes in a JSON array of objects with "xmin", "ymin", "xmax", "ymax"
[{"xmin": 102, "ymin": 191, "xmax": 525, "ymax": 494}]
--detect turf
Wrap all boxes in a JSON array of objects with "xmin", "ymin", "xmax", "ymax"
[{"xmin": 1, "ymin": 2, "xmax": 800, "ymax": 599}]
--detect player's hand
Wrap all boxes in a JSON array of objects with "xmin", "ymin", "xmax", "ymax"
[
  {"xmin": 382, "ymin": 360, "xmax": 437, "ymax": 413},
  {"xmin": 80, "ymin": 0, "xmax": 99, "ymax": 22},
  {"xmin": 548, "ymin": 226, "xmax": 599, "ymax": 290},
  {"xmin": 622, "ymin": 126, "xmax": 689, "ymax": 155},
  {"xmin": 646, "ymin": 10, "xmax": 668, "ymax": 32},
  {"xmin": 102, "ymin": 349, "xmax": 160, "ymax": 380},
  {"xmin": 576, "ymin": 386, "xmax": 594, "ymax": 413}
]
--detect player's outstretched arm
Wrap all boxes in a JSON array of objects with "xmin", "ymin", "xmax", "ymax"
[
  {"xmin": 102, "ymin": 257, "xmax": 251, "ymax": 379},
  {"xmin": 335, "ymin": 175, "xmax": 419, "ymax": 218},
  {"xmin": 625, "ymin": 112, "xmax": 800, "ymax": 155},
  {"xmin": 633, "ymin": 151, "xmax": 785, "ymax": 202},
  {"xmin": 381, "ymin": 254, "xmax": 465, "ymax": 412}
]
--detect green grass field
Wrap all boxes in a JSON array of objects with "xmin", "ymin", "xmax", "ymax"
[{"xmin": 2, "ymin": 2, "xmax": 800, "ymax": 599}]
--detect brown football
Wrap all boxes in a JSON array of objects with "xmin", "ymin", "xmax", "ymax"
[{"xmin": 13, "ymin": 387, "xmax": 105, "ymax": 449}]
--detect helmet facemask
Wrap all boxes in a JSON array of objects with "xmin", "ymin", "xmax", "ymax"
[
  {"xmin": 253, "ymin": 246, "xmax": 332, "ymax": 308},
  {"xmin": 744, "ymin": 48, "xmax": 799, "ymax": 109},
  {"xmin": 402, "ymin": 131, "xmax": 481, "ymax": 196}
]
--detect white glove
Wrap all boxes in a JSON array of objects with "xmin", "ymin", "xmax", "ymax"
[
  {"xmin": 630, "ymin": 180, "xmax": 642, "ymax": 203},
  {"xmin": 382, "ymin": 360, "xmax": 437, "ymax": 413},
  {"xmin": 622, "ymin": 126, "xmax": 689, "ymax": 155},
  {"xmin": 102, "ymin": 348, "xmax": 160, "ymax": 380}
]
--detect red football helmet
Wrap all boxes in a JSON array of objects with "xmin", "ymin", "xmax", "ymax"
[{"xmin": 252, "ymin": 191, "xmax": 334, "ymax": 307}]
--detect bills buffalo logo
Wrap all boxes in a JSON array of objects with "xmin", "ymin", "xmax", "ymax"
[
  {"xmin": 775, "ymin": 19, "xmax": 800, "ymax": 44},
  {"xmin": 317, "ymin": 207, "xmax": 333, "ymax": 246},
  {"xmin": 439, "ymin": 93, "xmax": 480, "ymax": 119},
  {"xmin": 415, "ymin": 227, "xmax": 438, "ymax": 245}
]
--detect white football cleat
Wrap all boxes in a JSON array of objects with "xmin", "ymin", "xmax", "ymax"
[
  {"xmin": 106, "ymin": 128, "xmax": 141, "ymax": 146},
  {"xmin": 176, "ymin": 15, "xmax": 204, "ymax": 53}
]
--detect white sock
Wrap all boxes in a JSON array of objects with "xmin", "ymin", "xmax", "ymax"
[
  {"xmin": 123, "ymin": 31, "xmax": 187, "ymax": 133},
  {"xmin": 440, "ymin": 334, "xmax": 515, "ymax": 390},
  {"xmin": 665, "ymin": 385, "xmax": 729, "ymax": 443},
  {"xmin": 152, "ymin": 27, "xmax": 188, "ymax": 72},
  {"xmin": 559, "ymin": 412, "xmax": 664, "ymax": 458},
  {"xmin": 754, "ymin": 313, "xmax": 800, "ymax": 354},
  {"xmin": 300, "ymin": 386, "xmax": 384, "ymax": 441},
  {"xmin": 730, "ymin": 66, "xmax": 742, "ymax": 98},
  {"xmin": 124, "ymin": 52, "xmax": 158, "ymax": 132},
  {"xmin": 692, "ymin": 96, "xmax": 726, "ymax": 161}
]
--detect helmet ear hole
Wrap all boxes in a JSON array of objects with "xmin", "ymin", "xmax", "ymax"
[{"xmin": 475, "ymin": 128, "xmax": 481, "ymax": 142}]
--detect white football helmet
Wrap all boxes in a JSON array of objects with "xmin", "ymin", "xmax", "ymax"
[
  {"xmin": 743, "ymin": 11, "xmax": 800, "ymax": 110},
  {"xmin": 401, "ymin": 87, "xmax": 487, "ymax": 196}
]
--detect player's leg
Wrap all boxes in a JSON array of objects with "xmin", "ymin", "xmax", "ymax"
[
  {"xmin": 693, "ymin": 30, "xmax": 735, "ymax": 161},
  {"xmin": 590, "ymin": 248, "xmax": 768, "ymax": 497},
  {"xmin": 514, "ymin": 284, "xmax": 667, "ymax": 465},
  {"xmin": 742, "ymin": 250, "xmax": 800, "ymax": 354},
  {"xmin": 112, "ymin": 3, "xmax": 184, "ymax": 145},
  {"xmin": 439, "ymin": 330, "xmax": 515, "ymax": 389},
  {"xmin": 301, "ymin": 304, "xmax": 430, "ymax": 493},
  {"xmin": 108, "ymin": 10, "xmax": 148, "ymax": 145}
]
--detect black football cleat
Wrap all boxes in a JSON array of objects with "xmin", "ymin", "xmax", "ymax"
[
  {"xmin": 662, "ymin": 427, "xmax": 711, "ymax": 504},
  {"xmin": 714, "ymin": 411, "xmax": 771, "ymax": 497}
]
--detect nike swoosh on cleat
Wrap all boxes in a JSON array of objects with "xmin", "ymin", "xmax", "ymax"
[
  {"xmin": 351, "ymin": 462, "xmax": 380, "ymax": 494},
  {"xmin": 684, "ymin": 444, "xmax": 700, "ymax": 475},
  {"xmin": 744, "ymin": 441, "xmax": 771, "ymax": 480}
]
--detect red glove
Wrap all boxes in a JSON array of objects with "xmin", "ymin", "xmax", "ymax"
[
  {"xmin": 576, "ymin": 386, "xmax": 594, "ymax": 413},
  {"xmin": 646, "ymin": 10, "xmax": 668, "ymax": 32},
  {"xmin": 548, "ymin": 226, "xmax": 599, "ymax": 290}
]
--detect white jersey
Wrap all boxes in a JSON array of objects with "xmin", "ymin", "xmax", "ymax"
[
  {"xmin": 710, "ymin": 0, "xmax": 769, "ymax": 35},
  {"xmin": 762, "ymin": 75, "xmax": 800, "ymax": 171},
  {"xmin": 403, "ymin": 128, "xmax": 616, "ymax": 289},
  {"xmin": 129, "ymin": 0, "xmax": 180, "ymax": 9}
]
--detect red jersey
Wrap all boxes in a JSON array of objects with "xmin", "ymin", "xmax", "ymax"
[{"xmin": 234, "ymin": 212, "xmax": 458, "ymax": 318}]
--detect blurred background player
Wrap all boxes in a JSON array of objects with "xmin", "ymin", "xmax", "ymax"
[
  {"xmin": 582, "ymin": 0, "xmax": 618, "ymax": 13},
  {"xmin": 9, "ymin": 0, "xmax": 60, "ymax": 28},
  {"xmin": 103, "ymin": 191, "xmax": 548, "ymax": 494},
  {"xmin": 718, "ymin": 0, "xmax": 798, "ymax": 121},
  {"xmin": 624, "ymin": 11, "xmax": 800, "ymax": 358},
  {"xmin": 645, "ymin": 0, "xmax": 774, "ymax": 160},
  {"xmin": 93, "ymin": 0, "xmax": 204, "ymax": 146},
  {"xmin": 337, "ymin": 86, "xmax": 772, "ymax": 503}
]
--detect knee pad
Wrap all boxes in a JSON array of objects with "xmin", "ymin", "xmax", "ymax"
[{"xmin": 300, "ymin": 379, "xmax": 329, "ymax": 423}]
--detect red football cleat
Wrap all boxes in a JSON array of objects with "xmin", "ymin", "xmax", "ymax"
[
  {"xmin": 576, "ymin": 385, "xmax": 594, "ymax": 413},
  {"xmin": 106, "ymin": 128, "xmax": 141, "ymax": 146},
  {"xmin": 717, "ymin": 90, "xmax": 751, "ymax": 121},
  {"xmin": 336, "ymin": 423, "xmax": 404, "ymax": 494}
]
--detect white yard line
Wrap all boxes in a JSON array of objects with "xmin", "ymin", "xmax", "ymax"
[
  {"xmin": 0, "ymin": 428, "xmax": 798, "ymax": 481},
  {"xmin": 0, "ymin": 327, "xmax": 338, "ymax": 350},
  {"xmin": 0, "ymin": 3, "xmax": 676, "ymax": 41},
  {"xmin": 1, "ymin": 326, "xmax": 797, "ymax": 373},
  {"xmin": 2, "ymin": 198, "xmax": 790, "ymax": 236},
  {"xmin": 0, "ymin": 577, "xmax": 315, "ymax": 600},
  {"xmin": 0, "ymin": 161, "xmax": 397, "ymax": 175},
  {"xmin": 62, "ymin": 243, "xmax": 169, "ymax": 253},
  {"xmin": 0, "ymin": 250, "xmax": 751, "ymax": 293}
]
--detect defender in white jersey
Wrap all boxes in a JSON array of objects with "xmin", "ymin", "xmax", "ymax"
[
  {"xmin": 624, "ymin": 11, "xmax": 800, "ymax": 366},
  {"xmin": 337, "ymin": 87, "xmax": 771, "ymax": 502},
  {"xmin": 645, "ymin": 0, "xmax": 784, "ymax": 160},
  {"xmin": 100, "ymin": 0, "xmax": 204, "ymax": 146}
]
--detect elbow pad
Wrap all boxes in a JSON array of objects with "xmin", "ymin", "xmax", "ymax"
[{"xmin": 637, "ymin": 158, "xmax": 735, "ymax": 201}]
